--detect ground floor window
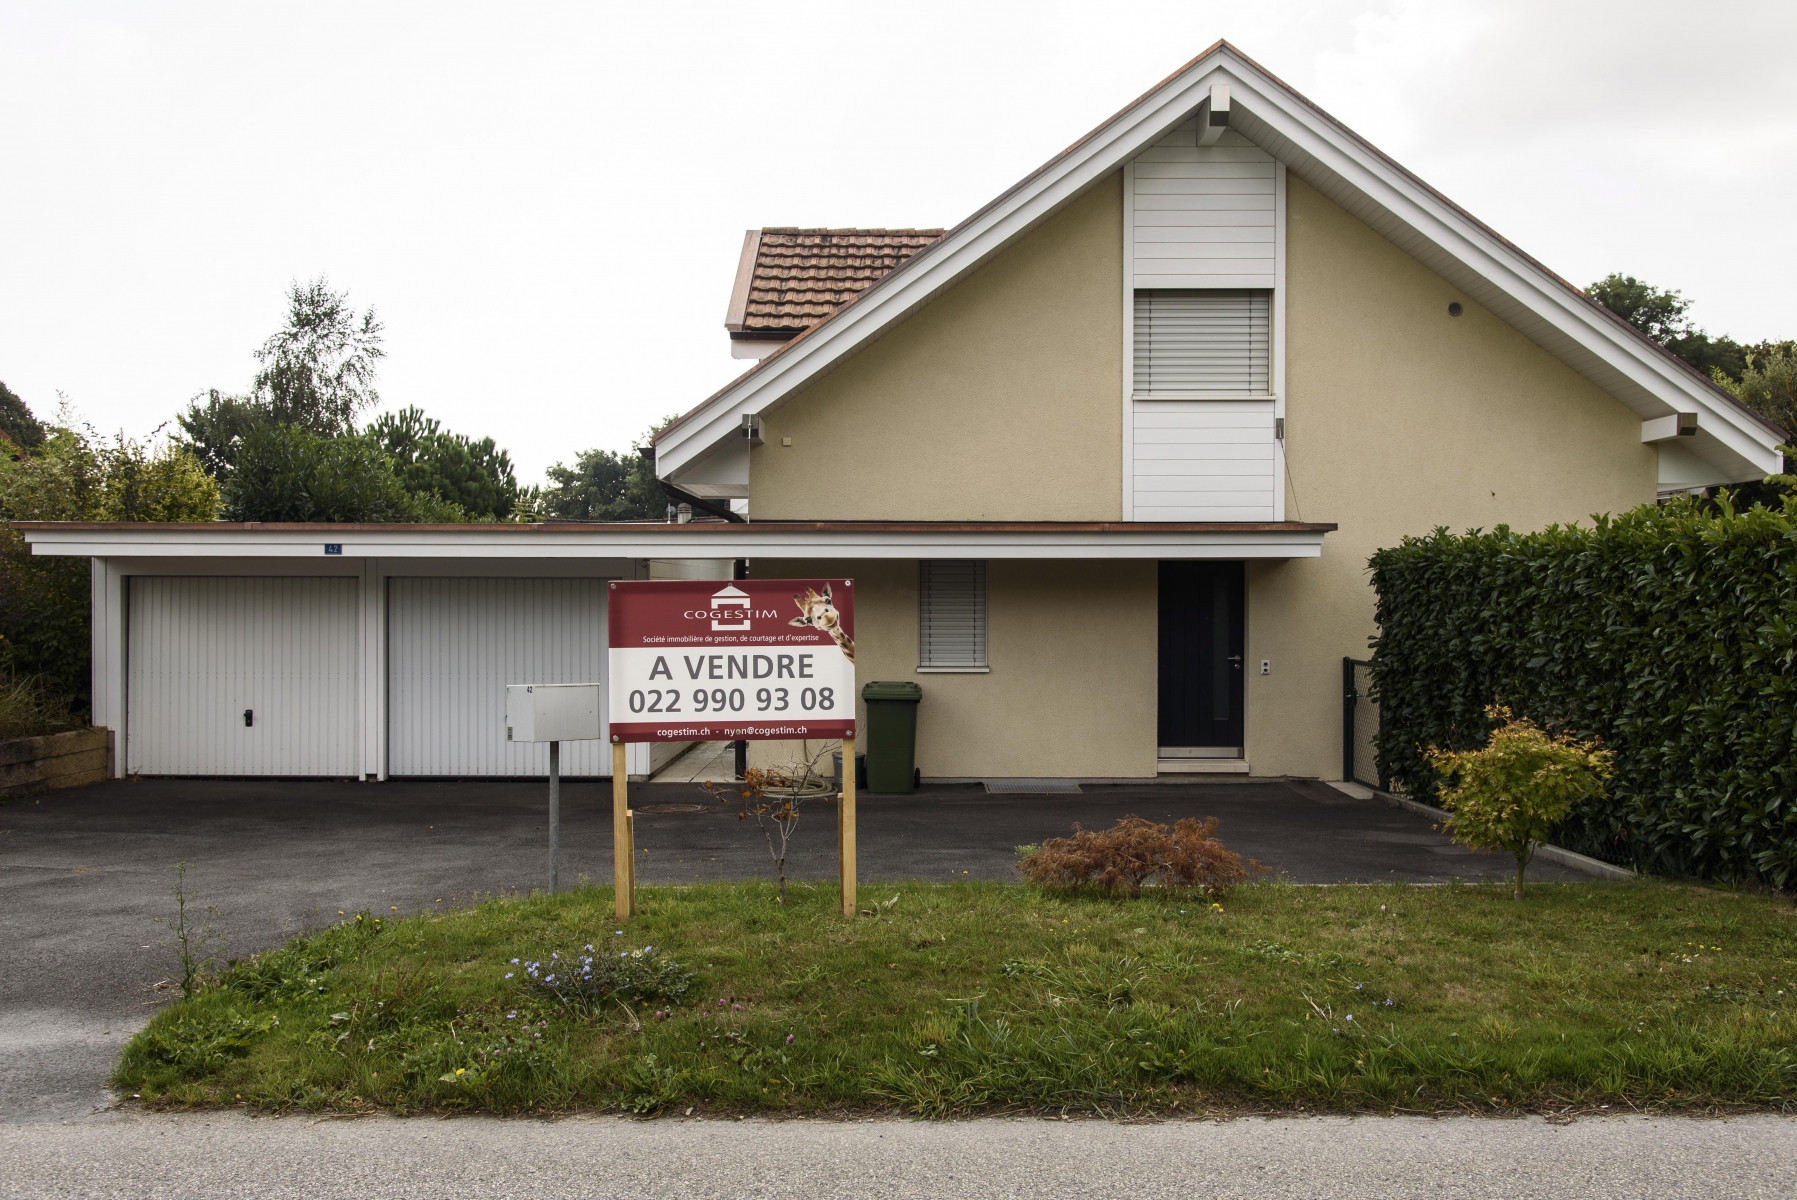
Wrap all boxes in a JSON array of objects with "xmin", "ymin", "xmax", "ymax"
[{"xmin": 918, "ymin": 559, "xmax": 988, "ymax": 671}]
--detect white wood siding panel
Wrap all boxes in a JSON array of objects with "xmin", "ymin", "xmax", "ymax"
[
  {"xmin": 1134, "ymin": 215, "xmax": 1275, "ymax": 234},
  {"xmin": 1129, "ymin": 125, "xmax": 1276, "ymax": 288},
  {"xmin": 1135, "ymin": 195, "xmax": 1276, "ymax": 214},
  {"xmin": 1134, "ymin": 408, "xmax": 1274, "ymax": 426},
  {"xmin": 1134, "ymin": 444, "xmax": 1273, "ymax": 463},
  {"xmin": 387, "ymin": 578, "xmax": 610, "ymax": 777},
  {"xmin": 1130, "ymin": 402, "xmax": 1278, "ymax": 521},
  {"xmin": 1134, "ymin": 460, "xmax": 1273, "ymax": 478},
  {"xmin": 1133, "ymin": 143, "xmax": 1270, "ymax": 160},
  {"xmin": 1134, "ymin": 276, "xmax": 1278, "ymax": 290},
  {"xmin": 1136, "ymin": 242, "xmax": 1274, "ymax": 259},
  {"xmin": 127, "ymin": 577, "xmax": 359, "ymax": 776},
  {"xmin": 1133, "ymin": 177, "xmax": 1277, "ymax": 196}
]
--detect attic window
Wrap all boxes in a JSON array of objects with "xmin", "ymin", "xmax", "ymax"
[{"xmin": 1133, "ymin": 289, "xmax": 1271, "ymax": 397}]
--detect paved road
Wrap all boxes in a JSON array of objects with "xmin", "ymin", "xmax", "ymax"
[
  {"xmin": 0, "ymin": 776, "xmax": 1588, "ymax": 1122},
  {"xmin": 4, "ymin": 1110, "xmax": 1792, "ymax": 1199}
]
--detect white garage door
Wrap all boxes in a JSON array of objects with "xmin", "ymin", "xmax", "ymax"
[
  {"xmin": 127, "ymin": 577, "xmax": 360, "ymax": 776},
  {"xmin": 386, "ymin": 578, "xmax": 610, "ymax": 776}
]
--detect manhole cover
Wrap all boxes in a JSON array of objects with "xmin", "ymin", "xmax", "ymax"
[{"xmin": 635, "ymin": 803, "xmax": 711, "ymax": 814}]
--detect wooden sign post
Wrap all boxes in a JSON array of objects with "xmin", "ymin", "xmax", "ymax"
[
  {"xmin": 838, "ymin": 732, "xmax": 857, "ymax": 917},
  {"xmin": 612, "ymin": 741, "xmax": 634, "ymax": 919},
  {"xmin": 608, "ymin": 578, "xmax": 858, "ymax": 921}
]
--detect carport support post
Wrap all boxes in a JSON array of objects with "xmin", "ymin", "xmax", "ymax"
[
  {"xmin": 612, "ymin": 740, "xmax": 634, "ymax": 920},
  {"xmin": 547, "ymin": 740, "xmax": 560, "ymax": 894},
  {"xmin": 839, "ymin": 733, "xmax": 857, "ymax": 918}
]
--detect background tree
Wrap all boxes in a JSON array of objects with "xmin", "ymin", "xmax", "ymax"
[
  {"xmin": 1587, "ymin": 273, "xmax": 1747, "ymax": 383},
  {"xmin": 1714, "ymin": 342, "xmax": 1797, "ymax": 435},
  {"xmin": 175, "ymin": 389, "xmax": 266, "ymax": 479},
  {"xmin": 0, "ymin": 413, "xmax": 218, "ymax": 712},
  {"xmin": 221, "ymin": 424, "xmax": 463, "ymax": 523},
  {"xmin": 538, "ymin": 420, "xmax": 678, "ymax": 521},
  {"xmin": 176, "ymin": 279, "xmax": 532, "ymax": 523},
  {"xmin": 252, "ymin": 277, "xmax": 385, "ymax": 435},
  {"xmin": 368, "ymin": 406, "xmax": 522, "ymax": 520},
  {"xmin": 177, "ymin": 277, "xmax": 382, "ymax": 473},
  {"xmin": 0, "ymin": 381, "xmax": 46, "ymax": 453}
]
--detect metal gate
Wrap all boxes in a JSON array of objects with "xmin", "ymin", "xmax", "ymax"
[{"xmin": 1341, "ymin": 657, "xmax": 1382, "ymax": 790}]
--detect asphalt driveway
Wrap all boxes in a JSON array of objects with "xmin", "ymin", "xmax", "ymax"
[{"xmin": 1, "ymin": 775, "xmax": 1587, "ymax": 1122}]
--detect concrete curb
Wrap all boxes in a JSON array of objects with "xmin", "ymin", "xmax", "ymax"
[{"xmin": 1327, "ymin": 780, "xmax": 1637, "ymax": 881}]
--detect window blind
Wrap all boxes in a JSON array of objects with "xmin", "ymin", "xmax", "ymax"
[
  {"xmin": 1133, "ymin": 288, "xmax": 1271, "ymax": 396},
  {"xmin": 919, "ymin": 560, "xmax": 987, "ymax": 668}
]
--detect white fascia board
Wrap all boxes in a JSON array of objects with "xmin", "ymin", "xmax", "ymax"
[
  {"xmin": 658, "ymin": 44, "xmax": 1783, "ymax": 485},
  {"xmin": 22, "ymin": 525, "xmax": 1325, "ymax": 561}
]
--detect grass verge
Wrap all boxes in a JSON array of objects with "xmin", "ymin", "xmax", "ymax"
[{"xmin": 115, "ymin": 879, "xmax": 1797, "ymax": 1116}]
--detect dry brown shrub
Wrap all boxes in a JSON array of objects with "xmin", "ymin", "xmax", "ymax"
[{"xmin": 1016, "ymin": 814, "xmax": 1260, "ymax": 897}]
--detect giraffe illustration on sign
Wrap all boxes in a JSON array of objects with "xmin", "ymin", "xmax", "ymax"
[{"xmin": 790, "ymin": 583, "xmax": 855, "ymax": 663}]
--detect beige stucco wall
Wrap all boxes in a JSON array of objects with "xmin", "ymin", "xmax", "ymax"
[
  {"xmin": 731, "ymin": 171, "xmax": 1656, "ymax": 783},
  {"xmin": 1243, "ymin": 176, "xmax": 1657, "ymax": 779},
  {"xmin": 748, "ymin": 174, "xmax": 1125, "ymax": 520},
  {"xmin": 746, "ymin": 558, "xmax": 1158, "ymax": 780}
]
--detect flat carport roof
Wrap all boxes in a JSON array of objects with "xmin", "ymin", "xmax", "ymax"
[{"xmin": 19, "ymin": 519, "xmax": 1335, "ymax": 561}]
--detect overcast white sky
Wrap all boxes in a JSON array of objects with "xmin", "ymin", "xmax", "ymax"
[{"xmin": 2, "ymin": 1, "xmax": 1792, "ymax": 484}]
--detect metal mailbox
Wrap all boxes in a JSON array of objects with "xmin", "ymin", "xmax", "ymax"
[{"xmin": 505, "ymin": 683, "xmax": 602, "ymax": 744}]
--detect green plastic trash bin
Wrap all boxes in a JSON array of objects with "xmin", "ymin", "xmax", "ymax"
[{"xmin": 861, "ymin": 680, "xmax": 922, "ymax": 794}]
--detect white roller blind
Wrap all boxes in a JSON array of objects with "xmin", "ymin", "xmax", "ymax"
[
  {"xmin": 1133, "ymin": 289, "xmax": 1271, "ymax": 396},
  {"xmin": 919, "ymin": 560, "xmax": 987, "ymax": 668}
]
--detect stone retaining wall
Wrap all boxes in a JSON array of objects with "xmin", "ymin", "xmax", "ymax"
[{"xmin": 0, "ymin": 727, "xmax": 111, "ymax": 795}]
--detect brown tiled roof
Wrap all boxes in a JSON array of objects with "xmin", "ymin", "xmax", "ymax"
[{"xmin": 725, "ymin": 228, "xmax": 944, "ymax": 334}]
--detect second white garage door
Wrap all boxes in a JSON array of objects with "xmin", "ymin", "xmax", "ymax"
[{"xmin": 386, "ymin": 578, "xmax": 610, "ymax": 776}]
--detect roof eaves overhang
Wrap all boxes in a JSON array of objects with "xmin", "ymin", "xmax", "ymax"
[
  {"xmin": 19, "ymin": 520, "xmax": 1334, "ymax": 561},
  {"xmin": 655, "ymin": 41, "xmax": 1783, "ymax": 485},
  {"xmin": 1217, "ymin": 60, "xmax": 1784, "ymax": 479},
  {"xmin": 652, "ymin": 45, "xmax": 1245, "ymax": 481}
]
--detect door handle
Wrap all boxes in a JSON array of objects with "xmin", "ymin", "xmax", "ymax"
[{"xmin": 1226, "ymin": 655, "xmax": 1243, "ymax": 666}]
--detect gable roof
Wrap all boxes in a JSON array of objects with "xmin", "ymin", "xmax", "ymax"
[
  {"xmin": 659, "ymin": 41, "xmax": 1784, "ymax": 484},
  {"xmin": 725, "ymin": 228, "xmax": 945, "ymax": 335}
]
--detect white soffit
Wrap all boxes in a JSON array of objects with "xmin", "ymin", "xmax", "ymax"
[
  {"xmin": 654, "ymin": 41, "xmax": 1783, "ymax": 485},
  {"xmin": 671, "ymin": 438, "xmax": 750, "ymax": 500}
]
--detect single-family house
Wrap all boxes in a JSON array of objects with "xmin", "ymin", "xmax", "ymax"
[{"xmin": 23, "ymin": 41, "xmax": 1783, "ymax": 784}]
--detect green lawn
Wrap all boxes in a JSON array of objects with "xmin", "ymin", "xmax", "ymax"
[{"xmin": 116, "ymin": 878, "xmax": 1797, "ymax": 1116}]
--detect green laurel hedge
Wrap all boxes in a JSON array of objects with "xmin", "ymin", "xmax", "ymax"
[{"xmin": 1368, "ymin": 497, "xmax": 1797, "ymax": 887}]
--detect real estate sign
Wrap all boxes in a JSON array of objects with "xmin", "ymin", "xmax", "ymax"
[{"xmin": 607, "ymin": 579, "xmax": 856, "ymax": 743}]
